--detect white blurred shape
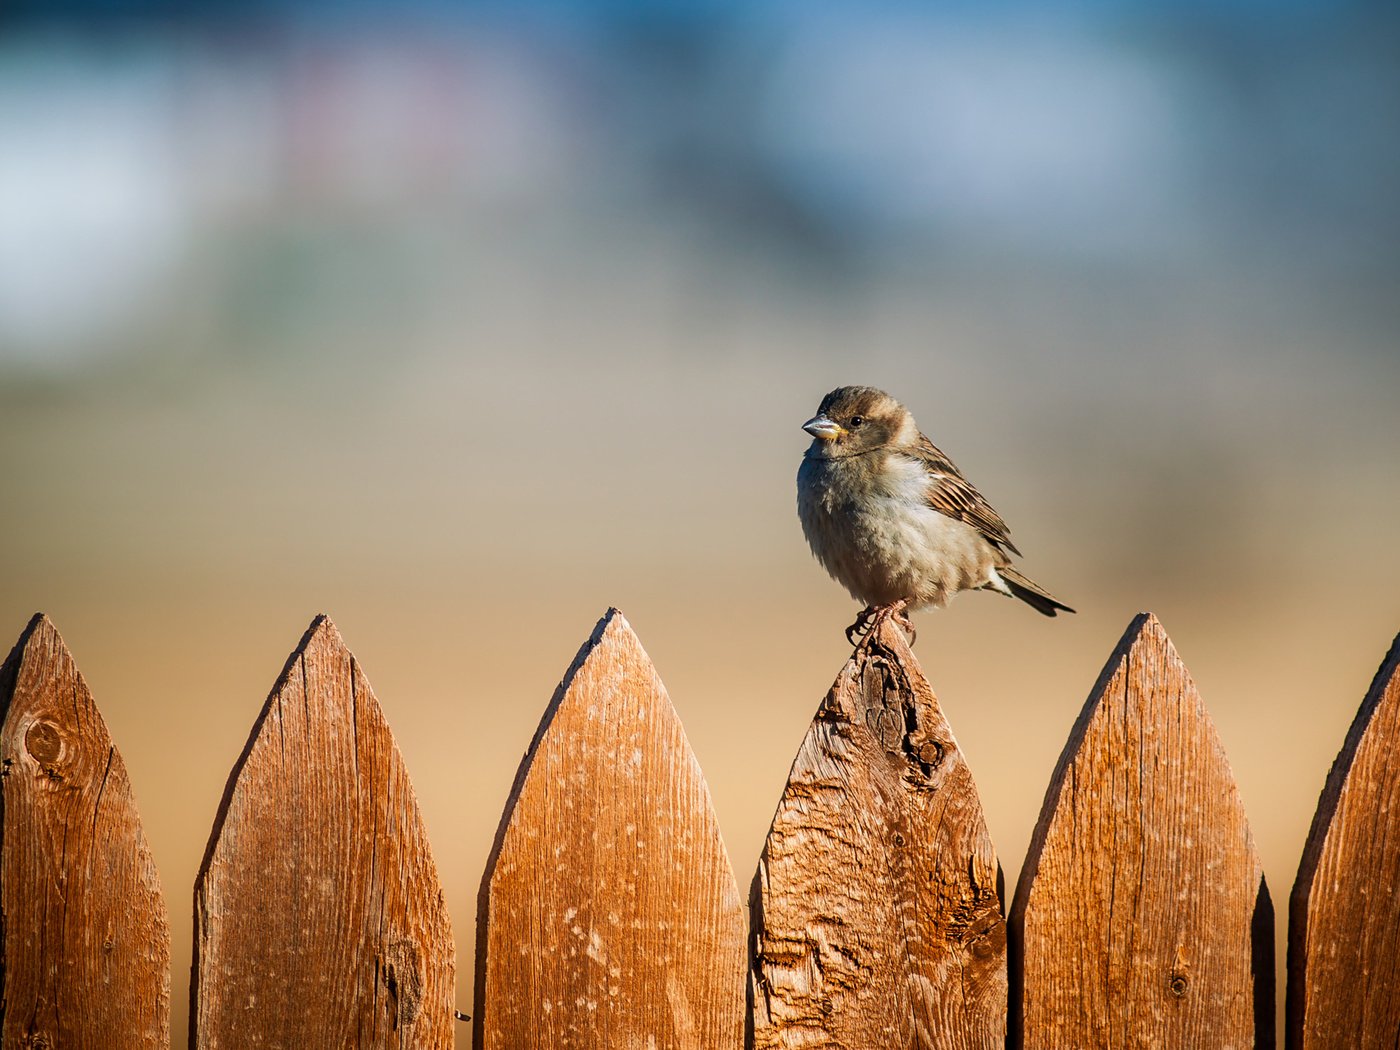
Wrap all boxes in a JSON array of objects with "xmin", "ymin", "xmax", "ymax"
[
  {"xmin": 758, "ymin": 13, "xmax": 1194, "ymax": 257},
  {"xmin": 0, "ymin": 38, "xmax": 189, "ymax": 365}
]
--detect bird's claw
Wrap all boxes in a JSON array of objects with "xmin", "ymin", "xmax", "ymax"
[
  {"xmin": 844, "ymin": 601, "xmax": 916, "ymax": 647},
  {"xmin": 893, "ymin": 603, "xmax": 916, "ymax": 646},
  {"xmin": 845, "ymin": 606, "xmax": 878, "ymax": 645}
]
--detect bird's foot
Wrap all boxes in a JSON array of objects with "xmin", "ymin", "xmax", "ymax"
[
  {"xmin": 845, "ymin": 606, "xmax": 879, "ymax": 645},
  {"xmin": 844, "ymin": 601, "xmax": 916, "ymax": 647}
]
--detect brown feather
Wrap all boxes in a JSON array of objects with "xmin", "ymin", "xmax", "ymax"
[
  {"xmin": 901, "ymin": 434, "xmax": 1023, "ymax": 556},
  {"xmin": 997, "ymin": 565, "xmax": 1075, "ymax": 616}
]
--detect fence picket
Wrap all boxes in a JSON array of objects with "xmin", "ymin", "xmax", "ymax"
[
  {"xmin": 0, "ymin": 614, "xmax": 171, "ymax": 1048},
  {"xmin": 1288, "ymin": 633, "xmax": 1400, "ymax": 1047},
  {"xmin": 474, "ymin": 608, "xmax": 745, "ymax": 1050},
  {"xmin": 191, "ymin": 615, "xmax": 455, "ymax": 1049},
  {"xmin": 1009, "ymin": 612, "xmax": 1272, "ymax": 1049},
  {"xmin": 751, "ymin": 617, "xmax": 1007, "ymax": 1049}
]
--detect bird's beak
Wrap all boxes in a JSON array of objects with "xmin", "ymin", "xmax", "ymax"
[{"xmin": 802, "ymin": 415, "xmax": 843, "ymax": 441}]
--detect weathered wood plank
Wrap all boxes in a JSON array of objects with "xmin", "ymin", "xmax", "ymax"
[
  {"xmin": 1288, "ymin": 632, "xmax": 1400, "ymax": 1048},
  {"xmin": 1010, "ymin": 612, "xmax": 1272, "ymax": 1050},
  {"xmin": 475, "ymin": 608, "xmax": 745, "ymax": 1050},
  {"xmin": 192, "ymin": 615, "xmax": 454, "ymax": 1049},
  {"xmin": 751, "ymin": 617, "xmax": 1007, "ymax": 1049},
  {"xmin": 0, "ymin": 613, "xmax": 171, "ymax": 1049}
]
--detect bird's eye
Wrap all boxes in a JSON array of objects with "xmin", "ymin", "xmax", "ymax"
[{"xmin": 850, "ymin": 415, "xmax": 864, "ymax": 427}]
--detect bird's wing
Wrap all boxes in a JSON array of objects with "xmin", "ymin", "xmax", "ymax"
[{"xmin": 905, "ymin": 434, "xmax": 1022, "ymax": 556}]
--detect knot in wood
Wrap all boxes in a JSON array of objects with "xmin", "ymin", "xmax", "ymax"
[
  {"xmin": 916, "ymin": 741, "xmax": 945, "ymax": 769},
  {"xmin": 25, "ymin": 719, "xmax": 62, "ymax": 767},
  {"xmin": 970, "ymin": 935, "xmax": 998, "ymax": 960},
  {"xmin": 1168, "ymin": 944, "xmax": 1191, "ymax": 999}
]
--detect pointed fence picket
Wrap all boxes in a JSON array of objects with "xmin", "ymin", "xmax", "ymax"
[
  {"xmin": 0, "ymin": 615, "xmax": 171, "ymax": 1049},
  {"xmin": 191, "ymin": 615, "xmax": 455, "ymax": 1048},
  {"xmin": 1288, "ymin": 633, "xmax": 1400, "ymax": 1048},
  {"xmin": 0, "ymin": 609, "xmax": 1398, "ymax": 1048},
  {"xmin": 474, "ymin": 609, "xmax": 746, "ymax": 1050},
  {"xmin": 750, "ymin": 615, "xmax": 1005, "ymax": 1050},
  {"xmin": 1008, "ymin": 613, "xmax": 1273, "ymax": 1048}
]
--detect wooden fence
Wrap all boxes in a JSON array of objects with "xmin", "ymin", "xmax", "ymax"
[{"xmin": 1, "ymin": 608, "xmax": 1397, "ymax": 1049}]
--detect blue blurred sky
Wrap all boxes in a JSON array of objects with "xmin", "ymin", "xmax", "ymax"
[{"xmin": 1, "ymin": 2, "xmax": 1396, "ymax": 366}]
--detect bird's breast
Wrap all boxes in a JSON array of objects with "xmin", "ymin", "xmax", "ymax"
[{"xmin": 797, "ymin": 451, "xmax": 996, "ymax": 607}]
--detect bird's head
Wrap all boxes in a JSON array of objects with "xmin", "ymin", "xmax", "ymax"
[{"xmin": 802, "ymin": 386, "xmax": 912, "ymax": 458}]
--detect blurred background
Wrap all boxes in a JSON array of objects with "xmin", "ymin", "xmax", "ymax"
[{"xmin": 2, "ymin": 0, "xmax": 1398, "ymax": 1039}]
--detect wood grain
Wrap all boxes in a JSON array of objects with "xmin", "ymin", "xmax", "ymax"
[
  {"xmin": 475, "ymin": 608, "xmax": 745, "ymax": 1050},
  {"xmin": 0, "ymin": 613, "xmax": 171, "ymax": 1049},
  {"xmin": 751, "ymin": 617, "xmax": 1007, "ymax": 1049},
  {"xmin": 1288, "ymin": 632, "xmax": 1400, "ymax": 1048},
  {"xmin": 1010, "ymin": 612, "xmax": 1272, "ymax": 1050},
  {"xmin": 192, "ymin": 615, "xmax": 454, "ymax": 1049}
]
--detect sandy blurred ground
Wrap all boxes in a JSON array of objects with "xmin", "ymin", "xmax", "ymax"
[{"xmin": 2, "ymin": 4, "xmax": 1399, "ymax": 1041}]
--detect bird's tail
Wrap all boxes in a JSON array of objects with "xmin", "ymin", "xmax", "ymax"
[{"xmin": 996, "ymin": 567, "xmax": 1075, "ymax": 617}]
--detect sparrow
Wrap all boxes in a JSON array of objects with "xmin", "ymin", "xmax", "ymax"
[{"xmin": 797, "ymin": 385, "xmax": 1073, "ymax": 642}]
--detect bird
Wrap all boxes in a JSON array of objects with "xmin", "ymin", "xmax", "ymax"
[{"xmin": 796, "ymin": 385, "xmax": 1073, "ymax": 643}]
